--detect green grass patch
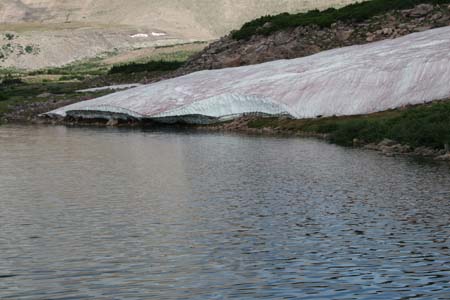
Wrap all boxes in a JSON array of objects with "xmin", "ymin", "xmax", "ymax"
[
  {"xmin": 108, "ymin": 50, "xmax": 195, "ymax": 75},
  {"xmin": 30, "ymin": 61, "xmax": 108, "ymax": 77},
  {"xmin": 155, "ymin": 41, "xmax": 207, "ymax": 49},
  {"xmin": 149, "ymin": 50, "xmax": 200, "ymax": 62},
  {"xmin": 27, "ymin": 50, "xmax": 193, "ymax": 78},
  {"xmin": 0, "ymin": 81, "xmax": 81, "ymax": 101},
  {"xmin": 0, "ymin": 67, "xmax": 25, "ymax": 75},
  {"xmin": 29, "ymin": 55, "xmax": 111, "ymax": 77},
  {"xmin": 0, "ymin": 73, "xmax": 24, "ymax": 85},
  {"xmin": 109, "ymin": 60, "xmax": 184, "ymax": 74},
  {"xmin": 0, "ymin": 80, "xmax": 111, "ymax": 120},
  {"xmin": 248, "ymin": 100, "xmax": 450, "ymax": 149},
  {"xmin": 232, "ymin": 0, "xmax": 450, "ymax": 40}
]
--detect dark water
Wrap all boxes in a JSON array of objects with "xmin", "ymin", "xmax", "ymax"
[{"xmin": 0, "ymin": 125, "xmax": 449, "ymax": 300}]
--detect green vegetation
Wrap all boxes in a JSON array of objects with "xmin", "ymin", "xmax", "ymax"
[
  {"xmin": 0, "ymin": 46, "xmax": 201, "ymax": 123},
  {"xmin": 143, "ymin": 50, "xmax": 197, "ymax": 63},
  {"xmin": 1, "ymin": 81, "xmax": 81, "ymax": 101},
  {"xmin": 27, "ymin": 51, "xmax": 121, "ymax": 77},
  {"xmin": 0, "ymin": 48, "xmax": 197, "ymax": 121},
  {"xmin": 0, "ymin": 37, "xmax": 40, "ymax": 61},
  {"xmin": 24, "ymin": 45, "xmax": 34, "ymax": 54},
  {"xmin": 154, "ymin": 41, "xmax": 207, "ymax": 49},
  {"xmin": 0, "ymin": 73, "xmax": 24, "ymax": 85},
  {"xmin": 0, "ymin": 81, "xmax": 71, "ymax": 116},
  {"xmin": 29, "ymin": 50, "xmax": 195, "ymax": 78},
  {"xmin": 0, "ymin": 80, "xmax": 112, "ymax": 121},
  {"xmin": 58, "ymin": 75, "xmax": 86, "ymax": 81},
  {"xmin": 248, "ymin": 100, "xmax": 450, "ymax": 149},
  {"xmin": 0, "ymin": 67, "xmax": 22, "ymax": 75},
  {"xmin": 0, "ymin": 43, "xmax": 13, "ymax": 61},
  {"xmin": 232, "ymin": 0, "xmax": 450, "ymax": 40},
  {"xmin": 109, "ymin": 60, "xmax": 184, "ymax": 74},
  {"xmin": 4, "ymin": 33, "xmax": 15, "ymax": 41},
  {"xmin": 29, "ymin": 60, "xmax": 109, "ymax": 77},
  {"xmin": 108, "ymin": 50, "xmax": 195, "ymax": 75}
]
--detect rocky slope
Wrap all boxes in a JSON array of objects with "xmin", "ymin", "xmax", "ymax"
[{"xmin": 184, "ymin": 3, "xmax": 450, "ymax": 71}]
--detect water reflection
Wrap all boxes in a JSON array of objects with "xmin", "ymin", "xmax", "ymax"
[{"xmin": 0, "ymin": 125, "xmax": 449, "ymax": 299}]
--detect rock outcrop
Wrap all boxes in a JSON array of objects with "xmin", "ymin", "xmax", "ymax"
[
  {"xmin": 364, "ymin": 139, "xmax": 450, "ymax": 160},
  {"xmin": 183, "ymin": 3, "xmax": 450, "ymax": 72}
]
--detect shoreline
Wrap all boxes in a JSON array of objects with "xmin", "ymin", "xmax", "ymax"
[
  {"xmin": 198, "ymin": 116, "xmax": 450, "ymax": 161},
  {"xmin": 1, "ymin": 92, "xmax": 449, "ymax": 162},
  {"xmin": 4, "ymin": 112, "xmax": 449, "ymax": 162}
]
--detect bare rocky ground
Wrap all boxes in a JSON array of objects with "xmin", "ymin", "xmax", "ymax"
[
  {"xmin": 0, "ymin": 24, "xmax": 197, "ymax": 70},
  {"xmin": 363, "ymin": 139, "xmax": 450, "ymax": 161},
  {"xmin": 184, "ymin": 3, "xmax": 450, "ymax": 71}
]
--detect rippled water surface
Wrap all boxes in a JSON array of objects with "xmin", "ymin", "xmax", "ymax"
[{"xmin": 0, "ymin": 125, "xmax": 449, "ymax": 299}]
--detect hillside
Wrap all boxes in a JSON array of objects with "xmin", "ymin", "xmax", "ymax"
[
  {"xmin": 0, "ymin": 0, "xmax": 356, "ymax": 70},
  {"xmin": 184, "ymin": 1, "xmax": 450, "ymax": 71},
  {"xmin": 0, "ymin": 0, "xmax": 356, "ymax": 37}
]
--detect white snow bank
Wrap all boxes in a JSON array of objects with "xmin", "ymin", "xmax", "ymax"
[
  {"xmin": 131, "ymin": 33, "xmax": 149, "ymax": 38},
  {"xmin": 151, "ymin": 32, "xmax": 167, "ymax": 37},
  {"xmin": 46, "ymin": 26, "xmax": 450, "ymax": 123},
  {"xmin": 76, "ymin": 84, "xmax": 143, "ymax": 93}
]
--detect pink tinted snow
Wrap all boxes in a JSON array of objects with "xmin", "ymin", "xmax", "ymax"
[{"xmin": 47, "ymin": 26, "xmax": 450, "ymax": 121}]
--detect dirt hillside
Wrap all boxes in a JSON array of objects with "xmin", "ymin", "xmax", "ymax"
[
  {"xmin": 0, "ymin": 0, "xmax": 356, "ymax": 69},
  {"xmin": 1, "ymin": 0, "xmax": 356, "ymax": 38}
]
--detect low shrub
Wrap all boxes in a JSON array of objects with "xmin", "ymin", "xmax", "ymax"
[
  {"xmin": 0, "ymin": 92, "xmax": 8, "ymax": 101},
  {"xmin": 59, "ymin": 75, "xmax": 86, "ymax": 81},
  {"xmin": 108, "ymin": 60, "xmax": 184, "ymax": 74},
  {"xmin": 1, "ymin": 73, "xmax": 24, "ymax": 85},
  {"xmin": 248, "ymin": 100, "xmax": 450, "ymax": 149},
  {"xmin": 232, "ymin": 0, "xmax": 450, "ymax": 40}
]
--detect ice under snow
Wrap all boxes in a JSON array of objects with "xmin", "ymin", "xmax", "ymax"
[{"xmin": 46, "ymin": 26, "xmax": 450, "ymax": 123}]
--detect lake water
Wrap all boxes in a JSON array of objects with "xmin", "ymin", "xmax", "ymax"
[{"xmin": 0, "ymin": 125, "xmax": 449, "ymax": 300}]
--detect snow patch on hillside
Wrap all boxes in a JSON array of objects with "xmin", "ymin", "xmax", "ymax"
[
  {"xmin": 46, "ymin": 26, "xmax": 450, "ymax": 124},
  {"xmin": 130, "ymin": 33, "xmax": 166, "ymax": 38},
  {"xmin": 131, "ymin": 33, "xmax": 149, "ymax": 38},
  {"xmin": 151, "ymin": 32, "xmax": 167, "ymax": 37}
]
